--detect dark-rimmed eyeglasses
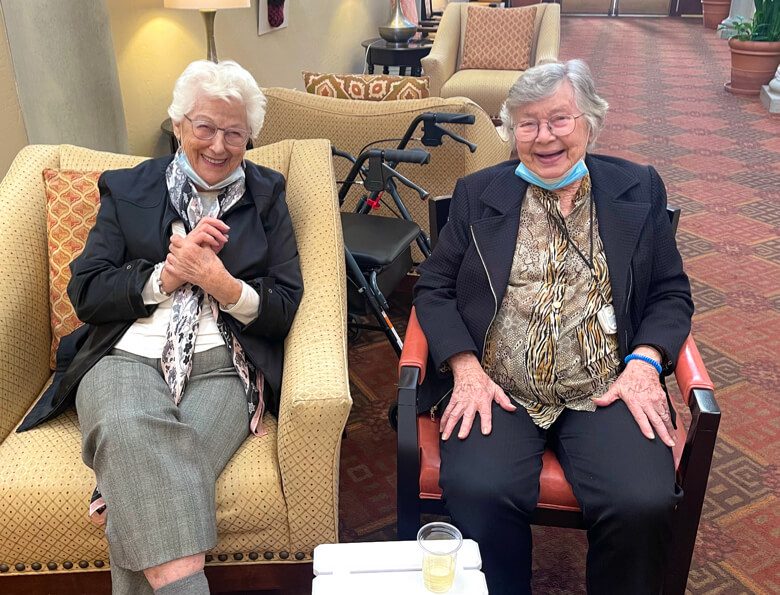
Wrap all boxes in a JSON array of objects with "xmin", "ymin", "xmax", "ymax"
[
  {"xmin": 184, "ymin": 114, "xmax": 250, "ymax": 148},
  {"xmin": 512, "ymin": 114, "xmax": 584, "ymax": 141}
]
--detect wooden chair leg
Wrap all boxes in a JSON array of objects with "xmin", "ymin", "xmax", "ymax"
[
  {"xmin": 664, "ymin": 388, "xmax": 720, "ymax": 595},
  {"xmin": 397, "ymin": 366, "xmax": 423, "ymax": 540}
]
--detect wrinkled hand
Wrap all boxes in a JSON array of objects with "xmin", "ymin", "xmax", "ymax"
[
  {"xmin": 592, "ymin": 357, "xmax": 675, "ymax": 447},
  {"xmin": 440, "ymin": 352, "xmax": 517, "ymax": 440},
  {"xmin": 186, "ymin": 217, "xmax": 230, "ymax": 254},
  {"xmin": 166, "ymin": 234, "xmax": 226, "ymax": 293}
]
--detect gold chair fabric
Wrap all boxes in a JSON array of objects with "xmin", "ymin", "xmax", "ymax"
[
  {"xmin": 256, "ymin": 87, "xmax": 512, "ymax": 260},
  {"xmin": 0, "ymin": 140, "xmax": 350, "ymax": 577}
]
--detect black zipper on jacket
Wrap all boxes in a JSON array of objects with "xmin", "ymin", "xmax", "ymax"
[
  {"xmin": 428, "ymin": 227, "xmax": 499, "ymax": 421},
  {"xmin": 471, "ymin": 226, "xmax": 499, "ymax": 365},
  {"xmin": 624, "ymin": 266, "xmax": 633, "ymax": 356}
]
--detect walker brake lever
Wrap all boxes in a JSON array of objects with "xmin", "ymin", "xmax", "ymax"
[{"xmin": 382, "ymin": 163, "xmax": 430, "ymax": 200}]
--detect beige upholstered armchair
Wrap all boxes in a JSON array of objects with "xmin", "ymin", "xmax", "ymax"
[
  {"xmin": 0, "ymin": 140, "xmax": 350, "ymax": 593},
  {"xmin": 256, "ymin": 87, "xmax": 512, "ymax": 259},
  {"xmin": 421, "ymin": 2, "xmax": 561, "ymax": 118}
]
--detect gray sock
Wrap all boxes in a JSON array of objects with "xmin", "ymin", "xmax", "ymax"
[{"xmin": 153, "ymin": 570, "xmax": 209, "ymax": 595}]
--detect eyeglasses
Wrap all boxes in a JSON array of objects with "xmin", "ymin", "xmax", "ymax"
[
  {"xmin": 512, "ymin": 114, "xmax": 584, "ymax": 141},
  {"xmin": 183, "ymin": 114, "xmax": 250, "ymax": 148}
]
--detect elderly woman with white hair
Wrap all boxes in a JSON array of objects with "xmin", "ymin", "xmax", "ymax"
[
  {"xmin": 19, "ymin": 60, "xmax": 303, "ymax": 594},
  {"xmin": 413, "ymin": 59, "xmax": 692, "ymax": 594}
]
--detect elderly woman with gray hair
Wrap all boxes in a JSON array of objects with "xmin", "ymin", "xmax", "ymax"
[
  {"xmin": 19, "ymin": 60, "xmax": 303, "ymax": 594},
  {"xmin": 413, "ymin": 59, "xmax": 692, "ymax": 594}
]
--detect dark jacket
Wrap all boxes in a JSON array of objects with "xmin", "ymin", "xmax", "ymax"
[
  {"xmin": 19, "ymin": 155, "xmax": 303, "ymax": 431},
  {"xmin": 413, "ymin": 154, "xmax": 693, "ymax": 413}
]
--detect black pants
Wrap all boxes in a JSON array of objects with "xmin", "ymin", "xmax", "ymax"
[{"xmin": 439, "ymin": 401, "xmax": 682, "ymax": 595}]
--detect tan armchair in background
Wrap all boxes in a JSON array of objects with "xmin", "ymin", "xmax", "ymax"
[
  {"xmin": 256, "ymin": 87, "xmax": 512, "ymax": 260},
  {"xmin": 0, "ymin": 140, "xmax": 350, "ymax": 594},
  {"xmin": 421, "ymin": 2, "xmax": 561, "ymax": 117}
]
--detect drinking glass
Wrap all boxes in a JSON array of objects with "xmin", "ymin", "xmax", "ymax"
[{"xmin": 417, "ymin": 521, "xmax": 463, "ymax": 593}]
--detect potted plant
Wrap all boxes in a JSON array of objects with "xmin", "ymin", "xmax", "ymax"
[
  {"xmin": 720, "ymin": 0, "xmax": 780, "ymax": 95},
  {"xmin": 703, "ymin": 0, "xmax": 733, "ymax": 29}
]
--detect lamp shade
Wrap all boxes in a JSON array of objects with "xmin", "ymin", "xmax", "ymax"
[{"xmin": 164, "ymin": 0, "xmax": 250, "ymax": 8}]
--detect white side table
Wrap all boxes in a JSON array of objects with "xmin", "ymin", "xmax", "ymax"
[{"xmin": 312, "ymin": 540, "xmax": 488, "ymax": 595}]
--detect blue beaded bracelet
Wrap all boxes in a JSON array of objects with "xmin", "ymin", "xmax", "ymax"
[{"xmin": 624, "ymin": 353, "xmax": 663, "ymax": 375}]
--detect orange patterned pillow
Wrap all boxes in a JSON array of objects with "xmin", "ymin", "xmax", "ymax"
[
  {"xmin": 303, "ymin": 71, "xmax": 430, "ymax": 101},
  {"xmin": 460, "ymin": 5, "xmax": 537, "ymax": 71},
  {"xmin": 44, "ymin": 169, "xmax": 102, "ymax": 369}
]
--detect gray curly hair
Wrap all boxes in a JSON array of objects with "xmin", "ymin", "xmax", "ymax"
[{"xmin": 499, "ymin": 59, "xmax": 609, "ymax": 150}]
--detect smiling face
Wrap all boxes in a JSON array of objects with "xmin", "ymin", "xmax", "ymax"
[
  {"xmin": 173, "ymin": 95, "xmax": 248, "ymax": 188},
  {"xmin": 512, "ymin": 80, "xmax": 590, "ymax": 181}
]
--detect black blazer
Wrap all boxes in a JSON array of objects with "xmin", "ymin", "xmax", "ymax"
[
  {"xmin": 413, "ymin": 154, "xmax": 693, "ymax": 413},
  {"xmin": 20, "ymin": 156, "xmax": 303, "ymax": 431}
]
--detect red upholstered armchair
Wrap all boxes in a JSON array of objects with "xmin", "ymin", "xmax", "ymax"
[{"xmin": 396, "ymin": 205, "xmax": 720, "ymax": 595}]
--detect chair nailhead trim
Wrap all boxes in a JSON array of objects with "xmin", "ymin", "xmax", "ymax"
[
  {"xmin": 15, "ymin": 563, "xmax": 25, "ymax": 572},
  {"xmin": 63, "ymin": 562, "xmax": 73, "ymax": 569},
  {"xmin": 233, "ymin": 553, "xmax": 243, "ymax": 561},
  {"xmin": 295, "ymin": 552, "xmax": 305, "ymax": 561},
  {"xmin": 0, "ymin": 564, "xmax": 9, "ymax": 572},
  {"xmin": 263, "ymin": 551, "xmax": 274, "ymax": 560},
  {"xmin": 47, "ymin": 562, "xmax": 58, "ymax": 570},
  {"xmin": 95, "ymin": 560, "xmax": 105, "ymax": 568},
  {"xmin": 217, "ymin": 554, "xmax": 228, "ymax": 562},
  {"xmin": 279, "ymin": 551, "xmax": 289, "ymax": 559},
  {"xmin": 205, "ymin": 555, "xmax": 213, "ymax": 562},
  {"xmin": 32, "ymin": 563, "xmax": 42, "ymax": 571},
  {"xmin": 78, "ymin": 561, "xmax": 89, "ymax": 569},
  {"xmin": 249, "ymin": 552, "xmax": 259, "ymax": 560}
]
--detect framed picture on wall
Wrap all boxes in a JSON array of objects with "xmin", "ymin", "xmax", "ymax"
[{"xmin": 258, "ymin": 0, "xmax": 288, "ymax": 35}]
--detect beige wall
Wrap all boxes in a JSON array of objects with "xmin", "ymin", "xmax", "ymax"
[
  {"xmin": 0, "ymin": 2, "xmax": 27, "ymax": 178},
  {"xmin": 107, "ymin": 0, "xmax": 389, "ymax": 157},
  {"xmin": 3, "ymin": 0, "xmax": 127, "ymax": 154}
]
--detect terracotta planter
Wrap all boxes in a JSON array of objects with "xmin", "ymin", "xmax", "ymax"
[
  {"xmin": 701, "ymin": 0, "xmax": 731, "ymax": 29},
  {"xmin": 726, "ymin": 39, "xmax": 780, "ymax": 95}
]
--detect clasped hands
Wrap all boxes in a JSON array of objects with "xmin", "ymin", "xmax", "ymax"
[
  {"xmin": 442, "ymin": 349, "xmax": 675, "ymax": 448},
  {"xmin": 160, "ymin": 217, "xmax": 241, "ymax": 305}
]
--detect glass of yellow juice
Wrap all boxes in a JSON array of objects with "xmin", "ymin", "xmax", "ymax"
[{"xmin": 417, "ymin": 522, "xmax": 463, "ymax": 593}]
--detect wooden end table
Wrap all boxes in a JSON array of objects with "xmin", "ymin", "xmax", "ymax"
[
  {"xmin": 312, "ymin": 539, "xmax": 488, "ymax": 594},
  {"xmin": 361, "ymin": 38, "xmax": 434, "ymax": 77}
]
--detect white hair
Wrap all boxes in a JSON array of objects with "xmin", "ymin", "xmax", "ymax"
[
  {"xmin": 168, "ymin": 60, "xmax": 266, "ymax": 139},
  {"xmin": 499, "ymin": 59, "xmax": 609, "ymax": 150}
]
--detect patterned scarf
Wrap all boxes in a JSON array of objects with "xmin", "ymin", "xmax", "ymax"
[{"xmin": 162, "ymin": 150, "xmax": 265, "ymax": 436}]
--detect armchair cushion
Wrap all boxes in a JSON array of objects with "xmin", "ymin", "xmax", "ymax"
[
  {"xmin": 0, "ymin": 406, "xmax": 289, "ymax": 568},
  {"xmin": 44, "ymin": 169, "xmax": 101, "ymax": 369},
  {"xmin": 302, "ymin": 71, "xmax": 430, "ymax": 101},
  {"xmin": 440, "ymin": 69, "xmax": 524, "ymax": 119},
  {"xmin": 460, "ymin": 6, "xmax": 537, "ymax": 71}
]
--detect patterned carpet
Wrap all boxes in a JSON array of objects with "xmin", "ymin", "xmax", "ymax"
[{"xmin": 339, "ymin": 16, "xmax": 780, "ymax": 595}]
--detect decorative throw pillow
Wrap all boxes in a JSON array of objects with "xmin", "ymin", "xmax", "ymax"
[
  {"xmin": 302, "ymin": 71, "xmax": 430, "ymax": 101},
  {"xmin": 460, "ymin": 5, "xmax": 537, "ymax": 71},
  {"xmin": 44, "ymin": 169, "xmax": 102, "ymax": 369}
]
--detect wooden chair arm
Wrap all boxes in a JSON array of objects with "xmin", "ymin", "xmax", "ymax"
[
  {"xmin": 399, "ymin": 307, "xmax": 429, "ymax": 384},
  {"xmin": 673, "ymin": 335, "xmax": 715, "ymax": 408}
]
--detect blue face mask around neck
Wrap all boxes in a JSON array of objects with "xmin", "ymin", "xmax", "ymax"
[
  {"xmin": 514, "ymin": 159, "xmax": 589, "ymax": 191},
  {"xmin": 176, "ymin": 150, "xmax": 245, "ymax": 192}
]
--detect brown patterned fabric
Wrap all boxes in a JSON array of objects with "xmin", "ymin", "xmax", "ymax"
[
  {"xmin": 43, "ymin": 169, "xmax": 101, "ymax": 369},
  {"xmin": 460, "ymin": 5, "xmax": 538, "ymax": 71},
  {"xmin": 482, "ymin": 178, "xmax": 621, "ymax": 428},
  {"xmin": 302, "ymin": 71, "xmax": 430, "ymax": 101}
]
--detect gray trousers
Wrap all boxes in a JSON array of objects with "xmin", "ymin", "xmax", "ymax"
[{"xmin": 76, "ymin": 347, "xmax": 249, "ymax": 594}]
